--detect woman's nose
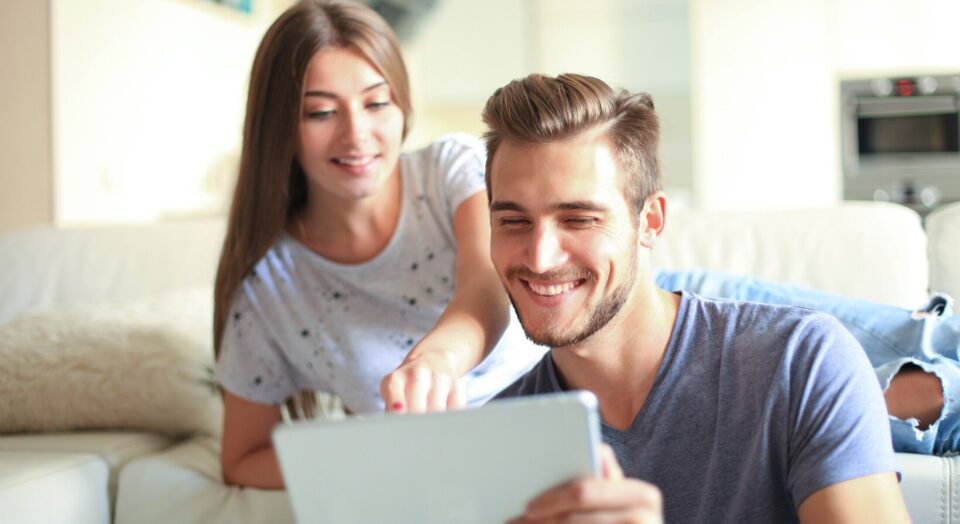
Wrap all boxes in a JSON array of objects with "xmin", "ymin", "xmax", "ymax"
[{"xmin": 340, "ymin": 108, "xmax": 371, "ymax": 145}]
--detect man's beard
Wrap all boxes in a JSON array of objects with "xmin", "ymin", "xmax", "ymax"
[{"xmin": 506, "ymin": 247, "xmax": 637, "ymax": 349}]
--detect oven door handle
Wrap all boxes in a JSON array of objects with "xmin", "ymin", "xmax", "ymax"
[{"xmin": 858, "ymin": 96, "xmax": 958, "ymax": 117}]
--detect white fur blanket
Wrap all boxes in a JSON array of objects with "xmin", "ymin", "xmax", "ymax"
[{"xmin": 0, "ymin": 287, "xmax": 222, "ymax": 437}]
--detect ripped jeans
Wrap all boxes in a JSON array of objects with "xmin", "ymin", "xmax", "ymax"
[{"xmin": 655, "ymin": 269, "xmax": 960, "ymax": 456}]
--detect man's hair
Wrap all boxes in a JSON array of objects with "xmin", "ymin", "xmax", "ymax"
[{"xmin": 481, "ymin": 73, "xmax": 661, "ymax": 215}]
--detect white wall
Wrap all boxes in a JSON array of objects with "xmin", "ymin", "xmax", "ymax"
[
  {"xmin": 12, "ymin": 0, "xmax": 951, "ymax": 225},
  {"xmin": 50, "ymin": 0, "xmax": 273, "ymax": 225},
  {"xmin": 1, "ymin": 0, "xmax": 692, "ymax": 227},
  {"xmin": 0, "ymin": 0, "xmax": 52, "ymax": 232},
  {"xmin": 621, "ymin": 0, "xmax": 692, "ymax": 206},
  {"xmin": 402, "ymin": 0, "xmax": 532, "ymax": 149},
  {"xmin": 832, "ymin": 0, "xmax": 960, "ymax": 74},
  {"xmin": 404, "ymin": 0, "xmax": 693, "ymax": 204},
  {"xmin": 691, "ymin": 0, "xmax": 960, "ymax": 210}
]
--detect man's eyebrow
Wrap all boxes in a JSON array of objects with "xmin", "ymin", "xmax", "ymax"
[
  {"xmin": 304, "ymin": 81, "xmax": 388, "ymax": 98},
  {"xmin": 556, "ymin": 201, "xmax": 609, "ymax": 213},
  {"xmin": 489, "ymin": 201, "xmax": 609, "ymax": 213},
  {"xmin": 490, "ymin": 201, "xmax": 526, "ymax": 213}
]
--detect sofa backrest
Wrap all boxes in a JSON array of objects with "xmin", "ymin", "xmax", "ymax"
[
  {"xmin": 652, "ymin": 201, "xmax": 930, "ymax": 308},
  {"xmin": 0, "ymin": 218, "xmax": 225, "ymax": 325},
  {"xmin": 0, "ymin": 202, "xmax": 945, "ymax": 326}
]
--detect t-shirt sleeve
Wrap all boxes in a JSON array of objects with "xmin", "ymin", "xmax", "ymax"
[
  {"xmin": 434, "ymin": 133, "xmax": 488, "ymax": 218},
  {"xmin": 214, "ymin": 285, "xmax": 300, "ymax": 405},
  {"xmin": 785, "ymin": 313, "xmax": 899, "ymax": 507}
]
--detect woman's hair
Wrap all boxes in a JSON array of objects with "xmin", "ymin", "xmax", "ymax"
[
  {"xmin": 213, "ymin": 0, "xmax": 411, "ymax": 414},
  {"xmin": 481, "ymin": 73, "xmax": 661, "ymax": 217}
]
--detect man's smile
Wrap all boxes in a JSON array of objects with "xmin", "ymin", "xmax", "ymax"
[{"xmin": 523, "ymin": 279, "xmax": 585, "ymax": 297}]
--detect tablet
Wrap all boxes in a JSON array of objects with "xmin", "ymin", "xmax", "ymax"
[{"xmin": 273, "ymin": 390, "xmax": 601, "ymax": 524}]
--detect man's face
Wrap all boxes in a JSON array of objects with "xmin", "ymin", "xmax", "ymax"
[{"xmin": 489, "ymin": 133, "xmax": 640, "ymax": 348}]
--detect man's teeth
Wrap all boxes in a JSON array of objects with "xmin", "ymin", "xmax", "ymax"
[{"xmin": 529, "ymin": 281, "xmax": 576, "ymax": 296}]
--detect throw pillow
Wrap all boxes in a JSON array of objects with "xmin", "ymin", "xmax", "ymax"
[{"xmin": 0, "ymin": 287, "xmax": 222, "ymax": 437}]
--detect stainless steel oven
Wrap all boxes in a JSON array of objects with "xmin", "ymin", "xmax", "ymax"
[{"xmin": 841, "ymin": 74, "xmax": 960, "ymax": 215}]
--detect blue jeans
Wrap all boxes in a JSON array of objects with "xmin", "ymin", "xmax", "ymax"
[{"xmin": 655, "ymin": 269, "xmax": 960, "ymax": 455}]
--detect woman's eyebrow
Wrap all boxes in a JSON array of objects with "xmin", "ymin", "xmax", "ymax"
[{"xmin": 304, "ymin": 81, "xmax": 388, "ymax": 99}]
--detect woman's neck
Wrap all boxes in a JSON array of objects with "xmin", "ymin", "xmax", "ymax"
[{"xmin": 294, "ymin": 167, "xmax": 403, "ymax": 264}]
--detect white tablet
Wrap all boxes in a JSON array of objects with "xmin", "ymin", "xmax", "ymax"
[{"xmin": 273, "ymin": 391, "xmax": 601, "ymax": 524}]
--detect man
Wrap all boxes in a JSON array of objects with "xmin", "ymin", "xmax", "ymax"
[{"xmin": 483, "ymin": 73, "xmax": 910, "ymax": 523}]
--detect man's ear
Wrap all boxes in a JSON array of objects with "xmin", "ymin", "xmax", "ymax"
[{"xmin": 638, "ymin": 192, "xmax": 667, "ymax": 249}]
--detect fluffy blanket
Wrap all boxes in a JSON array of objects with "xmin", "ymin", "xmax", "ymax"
[{"xmin": 0, "ymin": 288, "xmax": 222, "ymax": 437}]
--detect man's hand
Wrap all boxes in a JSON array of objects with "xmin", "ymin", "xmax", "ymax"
[
  {"xmin": 380, "ymin": 350, "xmax": 468, "ymax": 413},
  {"xmin": 508, "ymin": 445, "xmax": 663, "ymax": 524}
]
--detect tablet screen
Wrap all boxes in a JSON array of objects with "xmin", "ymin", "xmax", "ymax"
[{"xmin": 273, "ymin": 391, "xmax": 601, "ymax": 524}]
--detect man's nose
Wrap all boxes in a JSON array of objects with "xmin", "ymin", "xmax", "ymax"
[{"xmin": 527, "ymin": 225, "xmax": 567, "ymax": 274}]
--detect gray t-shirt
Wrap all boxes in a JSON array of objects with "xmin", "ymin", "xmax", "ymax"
[
  {"xmin": 215, "ymin": 133, "xmax": 546, "ymax": 412},
  {"xmin": 497, "ymin": 292, "xmax": 897, "ymax": 523}
]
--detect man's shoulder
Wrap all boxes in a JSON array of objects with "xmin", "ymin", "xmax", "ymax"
[
  {"xmin": 677, "ymin": 292, "xmax": 856, "ymax": 369},
  {"xmin": 684, "ymin": 291, "xmax": 846, "ymax": 337}
]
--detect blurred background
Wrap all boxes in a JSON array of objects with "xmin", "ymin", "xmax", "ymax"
[{"xmin": 2, "ymin": 0, "xmax": 958, "ymax": 232}]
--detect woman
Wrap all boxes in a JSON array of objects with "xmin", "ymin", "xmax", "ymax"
[{"xmin": 213, "ymin": 0, "xmax": 543, "ymax": 488}]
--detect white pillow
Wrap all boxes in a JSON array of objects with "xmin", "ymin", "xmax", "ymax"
[{"xmin": 0, "ymin": 287, "xmax": 222, "ymax": 437}]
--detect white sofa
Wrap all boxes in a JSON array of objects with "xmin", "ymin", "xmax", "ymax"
[{"xmin": 0, "ymin": 201, "xmax": 958, "ymax": 524}]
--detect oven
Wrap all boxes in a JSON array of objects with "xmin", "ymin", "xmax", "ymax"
[{"xmin": 841, "ymin": 74, "xmax": 960, "ymax": 215}]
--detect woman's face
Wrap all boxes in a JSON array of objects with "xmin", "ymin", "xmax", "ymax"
[{"xmin": 296, "ymin": 45, "xmax": 404, "ymax": 204}]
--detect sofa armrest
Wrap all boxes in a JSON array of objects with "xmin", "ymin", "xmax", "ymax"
[
  {"xmin": 927, "ymin": 202, "xmax": 960, "ymax": 300},
  {"xmin": 897, "ymin": 452, "xmax": 960, "ymax": 524}
]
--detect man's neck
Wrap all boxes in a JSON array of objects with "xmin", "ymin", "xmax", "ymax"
[{"xmin": 550, "ymin": 285, "xmax": 681, "ymax": 430}]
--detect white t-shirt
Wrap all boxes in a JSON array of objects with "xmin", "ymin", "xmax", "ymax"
[{"xmin": 215, "ymin": 133, "xmax": 547, "ymax": 412}]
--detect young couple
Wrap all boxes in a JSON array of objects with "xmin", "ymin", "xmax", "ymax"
[{"xmin": 214, "ymin": 1, "xmax": 957, "ymax": 521}]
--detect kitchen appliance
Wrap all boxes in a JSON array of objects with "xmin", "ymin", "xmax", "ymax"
[{"xmin": 841, "ymin": 74, "xmax": 960, "ymax": 215}]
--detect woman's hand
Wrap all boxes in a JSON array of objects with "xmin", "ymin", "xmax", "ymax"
[
  {"xmin": 380, "ymin": 192, "xmax": 506, "ymax": 414},
  {"xmin": 380, "ymin": 349, "xmax": 468, "ymax": 413},
  {"xmin": 508, "ymin": 445, "xmax": 663, "ymax": 524}
]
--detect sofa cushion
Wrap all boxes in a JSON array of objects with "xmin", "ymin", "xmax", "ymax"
[
  {"xmin": 0, "ymin": 451, "xmax": 110, "ymax": 524},
  {"xmin": 0, "ymin": 431, "xmax": 174, "ymax": 508},
  {"xmin": 0, "ymin": 287, "xmax": 222, "ymax": 438},
  {"xmin": 115, "ymin": 436, "xmax": 293, "ymax": 524}
]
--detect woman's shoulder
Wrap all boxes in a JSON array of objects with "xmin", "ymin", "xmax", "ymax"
[
  {"xmin": 431, "ymin": 132, "xmax": 485, "ymax": 152},
  {"xmin": 241, "ymin": 234, "xmax": 304, "ymax": 287},
  {"xmin": 404, "ymin": 132, "xmax": 486, "ymax": 167}
]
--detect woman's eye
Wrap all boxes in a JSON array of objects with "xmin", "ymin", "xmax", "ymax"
[
  {"xmin": 306, "ymin": 110, "xmax": 335, "ymax": 120},
  {"xmin": 368, "ymin": 101, "xmax": 391, "ymax": 110}
]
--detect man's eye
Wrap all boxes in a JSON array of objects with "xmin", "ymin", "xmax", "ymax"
[
  {"xmin": 566, "ymin": 217, "xmax": 599, "ymax": 227},
  {"xmin": 498, "ymin": 218, "xmax": 530, "ymax": 228}
]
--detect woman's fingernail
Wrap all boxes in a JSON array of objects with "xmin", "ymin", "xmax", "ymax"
[{"xmin": 392, "ymin": 402, "xmax": 404, "ymax": 411}]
